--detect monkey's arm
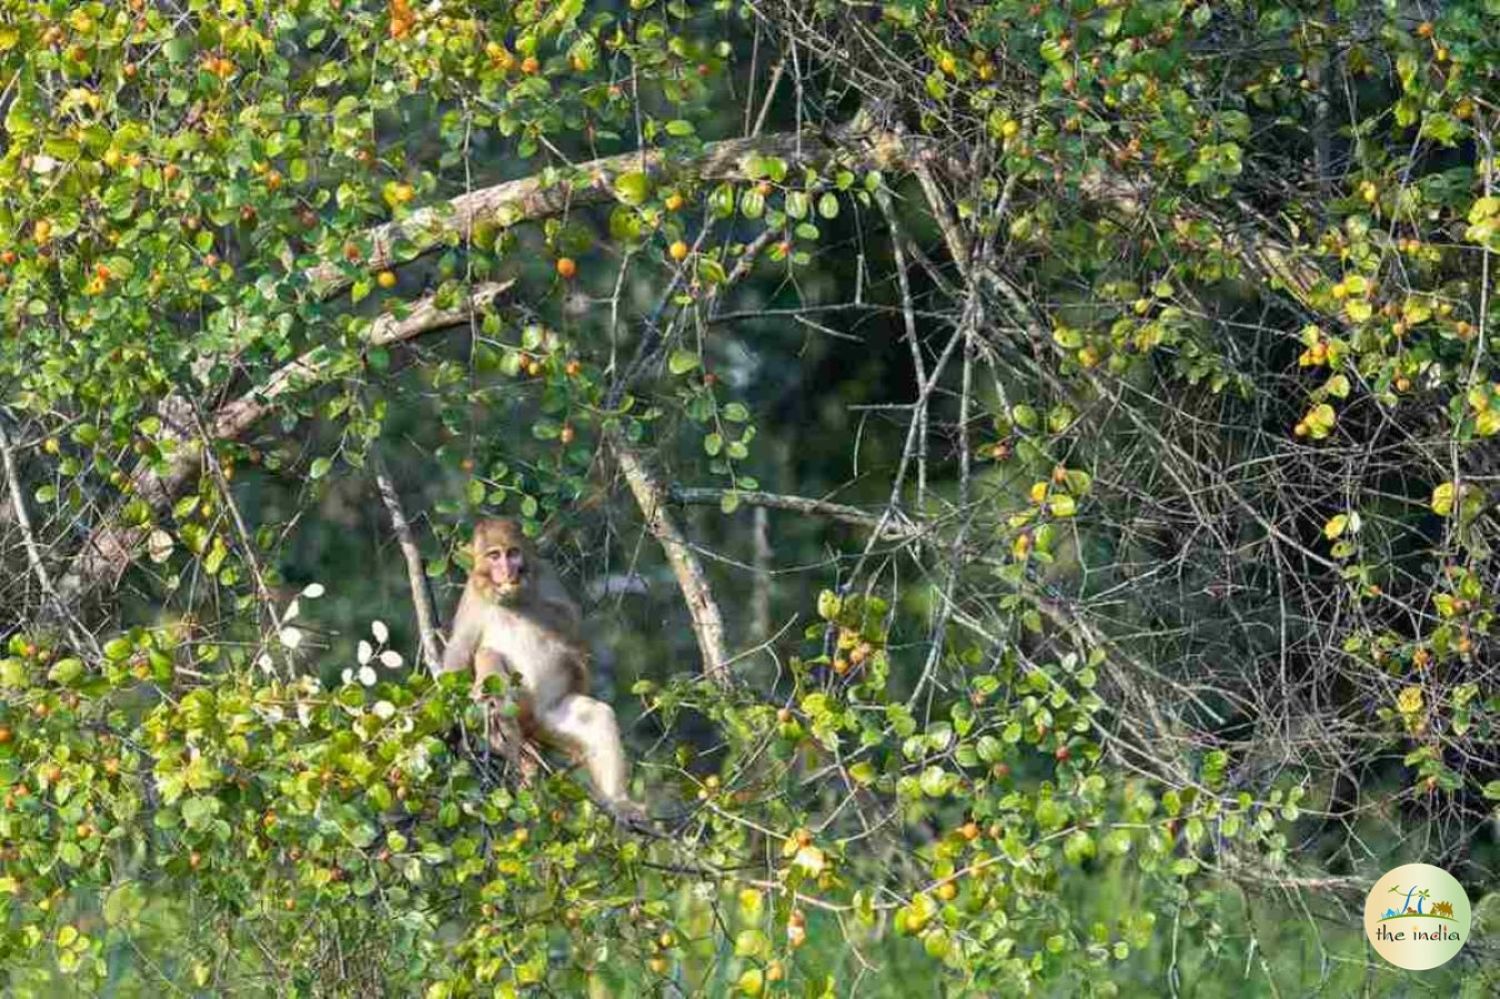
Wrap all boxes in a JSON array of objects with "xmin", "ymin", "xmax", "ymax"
[
  {"xmin": 535, "ymin": 565, "xmax": 583, "ymax": 633},
  {"xmin": 439, "ymin": 588, "xmax": 481, "ymax": 674}
]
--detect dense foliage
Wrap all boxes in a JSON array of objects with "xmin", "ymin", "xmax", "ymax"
[{"xmin": 1, "ymin": 0, "xmax": 1499, "ymax": 994}]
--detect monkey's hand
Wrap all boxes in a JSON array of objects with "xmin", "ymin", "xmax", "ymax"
[{"xmin": 604, "ymin": 796, "xmax": 659, "ymax": 836}]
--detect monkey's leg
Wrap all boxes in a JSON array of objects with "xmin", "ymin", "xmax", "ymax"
[
  {"xmin": 481, "ymin": 700, "xmax": 540, "ymax": 784},
  {"xmin": 473, "ymin": 650, "xmax": 538, "ymax": 785},
  {"xmin": 540, "ymin": 694, "xmax": 644, "ymax": 820}
]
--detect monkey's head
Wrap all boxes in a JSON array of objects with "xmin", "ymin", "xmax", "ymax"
[{"xmin": 470, "ymin": 518, "xmax": 531, "ymax": 604}]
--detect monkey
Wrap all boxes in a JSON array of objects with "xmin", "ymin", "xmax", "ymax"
[{"xmin": 441, "ymin": 518, "xmax": 648, "ymax": 827}]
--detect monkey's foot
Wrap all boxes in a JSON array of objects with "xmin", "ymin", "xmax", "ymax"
[{"xmin": 514, "ymin": 746, "xmax": 541, "ymax": 786}]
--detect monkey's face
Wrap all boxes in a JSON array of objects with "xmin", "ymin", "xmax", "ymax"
[{"xmin": 472, "ymin": 519, "xmax": 529, "ymax": 603}]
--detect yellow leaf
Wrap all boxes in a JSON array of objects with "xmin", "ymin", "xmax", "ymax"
[
  {"xmin": 1306, "ymin": 403, "xmax": 1337, "ymax": 439},
  {"xmin": 1343, "ymin": 299, "xmax": 1373, "ymax": 322},
  {"xmin": 1432, "ymin": 481, "xmax": 1456, "ymax": 516},
  {"xmin": 1396, "ymin": 685, "xmax": 1423, "ymax": 715},
  {"xmin": 1029, "ymin": 481, "xmax": 1048, "ymax": 504},
  {"xmin": 1402, "ymin": 297, "xmax": 1432, "ymax": 325},
  {"xmin": 1324, "ymin": 514, "xmax": 1349, "ymax": 540}
]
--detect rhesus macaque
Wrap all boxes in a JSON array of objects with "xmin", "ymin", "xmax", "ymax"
[{"xmin": 442, "ymin": 518, "xmax": 647, "ymax": 826}]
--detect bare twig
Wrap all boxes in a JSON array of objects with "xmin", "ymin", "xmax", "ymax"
[{"xmin": 669, "ymin": 485, "xmax": 915, "ymax": 538}]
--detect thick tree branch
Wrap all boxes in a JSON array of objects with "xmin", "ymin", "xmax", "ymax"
[
  {"xmin": 609, "ymin": 432, "xmax": 728, "ymax": 685},
  {"xmin": 303, "ymin": 130, "xmax": 904, "ymax": 300}
]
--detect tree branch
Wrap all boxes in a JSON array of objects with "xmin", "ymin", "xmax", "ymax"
[
  {"xmin": 303, "ymin": 131, "xmax": 894, "ymax": 300},
  {"xmin": 609, "ymin": 432, "xmax": 728, "ymax": 685},
  {"xmin": 372, "ymin": 451, "xmax": 443, "ymax": 674},
  {"xmin": 0, "ymin": 412, "xmax": 100, "ymax": 656},
  {"xmin": 669, "ymin": 485, "xmax": 919, "ymax": 539}
]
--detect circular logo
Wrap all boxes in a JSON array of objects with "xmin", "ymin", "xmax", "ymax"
[{"xmin": 1363, "ymin": 863, "xmax": 1471, "ymax": 970}]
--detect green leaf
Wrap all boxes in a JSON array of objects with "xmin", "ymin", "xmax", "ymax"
[
  {"xmin": 668, "ymin": 350, "xmax": 700, "ymax": 375},
  {"xmin": 164, "ymin": 36, "xmax": 196, "ymax": 63},
  {"xmin": 709, "ymin": 183, "xmax": 736, "ymax": 218},
  {"xmin": 103, "ymin": 883, "xmax": 146, "ymax": 928},
  {"xmin": 48, "ymin": 658, "xmax": 85, "ymax": 686},
  {"xmin": 614, "ymin": 171, "xmax": 652, "ymax": 206},
  {"xmin": 919, "ymin": 766, "xmax": 952, "ymax": 797},
  {"xmin": 203, "ymin": 539, "xmax": 228, "ymax": 576}
]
